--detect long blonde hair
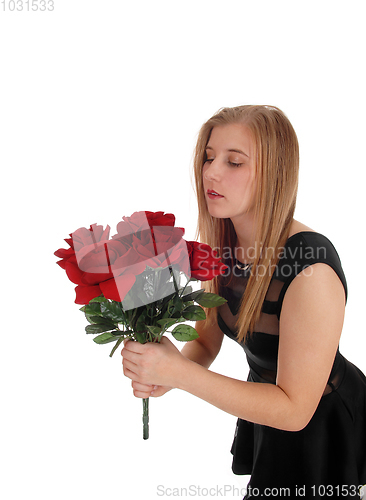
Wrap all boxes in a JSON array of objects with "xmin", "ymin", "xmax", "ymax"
[{"xmin": 193, "ymin": 105, "xmax": 299, "ymax": 343}]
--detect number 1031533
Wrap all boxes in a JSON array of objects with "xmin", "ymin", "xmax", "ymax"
[{"xmin": 1, "ymin": 0, "xmax": 54, "ymax": 11}]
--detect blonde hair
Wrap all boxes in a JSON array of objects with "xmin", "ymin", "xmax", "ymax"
[{"xmin": 193, "ymin": 105, "xmax": 299, "ymax": 343}]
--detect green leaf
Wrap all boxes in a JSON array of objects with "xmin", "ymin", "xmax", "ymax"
[
  {"xmin": 134, "ymin": 331, "xmax": 148, "ymax": 344},
  {"xmin": 160, "ymin": 292, "xmax": 176, "ymax": 307},
  {"xmin": 89, "ymin": 295, "xmax": 108, "ymax": 303},
  {"xmin": 182, "ymin": 289, "xmax": 205, "ymax": 302},
  {"xmin": 87, "ymin": 315, "xmax": 117, "ymax": 327},
  {"xmin": 135, "ymin": 308, "xmax": 148, "ymax": 332},
  {"xmin": 80, "ymin": 302, "xmax": 103, "ymax": 316},
  {"xmin": 194, "ymin": 292, "xmax": 227, "ymax": 308},
  {"xmin": 85, "ymin": 314, "xmax": 99, "ymax": 325},
  {"xmin": 100, "ymin": 301, "xmax": 125, "ymax": 322},
  {"xmin": 171, "ymin": 324, "xmax": 199, "ymax": 341},
  {"xmin": 179, "ymin": 285, "xmax": 193, "ymax": 297},
  {"xmin": 146, "ymin": 325, "xmax": 162, "ymax": 336},
  {"xmin": 157, "ymin": 317, "xmax": 183, "ymax": 329},
  {"xmin": 168, "ymin": 295, "xmax": 184, "ymax": 317},
  {"xmin": 93, "ymin": 332, "xmax": 122, "ymax": 344},
  {"xmin": 182, "ymin": 305, "xmax": 206, "ymax": 321},
  {"xmin": 85, "ymin": 323, "xmax": 115, "ymax": 334}
]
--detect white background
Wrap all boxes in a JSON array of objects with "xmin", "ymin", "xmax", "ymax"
[{"xmin": 1, "ymin": 1, "xmax": 365, "ymax": 499}]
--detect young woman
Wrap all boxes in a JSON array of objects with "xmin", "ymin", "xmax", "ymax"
[{"xmin": 121, "ymin": 105, "xmax": 366, "ymax": 499}]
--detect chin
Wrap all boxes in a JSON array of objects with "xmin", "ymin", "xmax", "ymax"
[{"xmin": 207, "ymin": 209, "xmax": 229, "ymax": 219}]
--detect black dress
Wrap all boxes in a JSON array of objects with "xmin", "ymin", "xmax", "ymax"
[{"xmin": 217, "ymin": 232, "xmax": 366, "ymax": 499}]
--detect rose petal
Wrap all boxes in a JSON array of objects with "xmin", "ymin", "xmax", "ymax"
[
  {"xmin": 74, "ymin": 284, "xmax": 102, "ymax": 304},
  {"xmin": 65, "ymin": 261, "xmax": 84, "ymax": 285},
  {"xmin": 54, "ymin": 247, "xmax": 75, "ymax": 259},
  {"xmin": 81, "ymin": 271, "xmax": 114, "ymax": 285}
]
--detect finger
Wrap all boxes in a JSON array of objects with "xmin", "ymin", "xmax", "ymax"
[
  {"xmin": 122, "ymin": 340, "xmax": 146, "ymax": 354},
  {"xmin": 149, "ymin": 386, "xmax": 165, "ymax": 397},
  {"xmin": 123, "ymin": 364, "xmax": 141, "ymax": 382},
  {"xmin": 132, "ymin": 381, "xmax": 156, "ymax": 392},
  {"xmin": 133, "ymin": 388, "xmax": 155, "ymax": 398},
  {"xmin": 122, "ymin": 360, "xmax": 140, "ymax": 380},
  {"xmin": 122, "ymin": 338, "xmax": 137, "ymax": 347},
  {"xmin": 150, "ymin": 385, "xmax": 172, "ymax": 398},
  {"xmin": 121, "ymin": 348, "xmax": 141, "ymax": 365},
  {"xmin": 132, "ymin": 381, "xmax": 158, "ymax": 398}
]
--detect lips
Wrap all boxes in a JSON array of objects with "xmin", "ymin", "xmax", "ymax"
[{"xmin": 207, "ymin": 189, "xmax": 224, "ymax": 199}]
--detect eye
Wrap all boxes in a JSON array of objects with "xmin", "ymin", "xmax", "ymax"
[
  {"xmin": 204, "ymin": 158, "xmax": 214, "ymax": 164},
  {"xmin": 229, "ymin": 162, "xmax": 242, "ymax": 168}
]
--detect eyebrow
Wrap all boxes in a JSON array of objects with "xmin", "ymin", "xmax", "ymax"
[{"xmin": 206, "ymin": 146, "xmax": 249, "ymax": 158}]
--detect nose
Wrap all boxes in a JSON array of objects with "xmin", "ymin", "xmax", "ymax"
[{"xmin": 203, "ymin": 159, "xmax": 221, "ymax": 182}]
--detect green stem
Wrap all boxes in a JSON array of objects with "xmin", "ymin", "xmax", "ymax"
[
  {"xmin": 109, "ymin": 336, "xmax": 125, "ymax": 357},
  {"xmin": 179, "ymin": 277, "xmax": 192, "ymax": 298},
  {"xmin": 164, "ymin": 251, "xmax": 179, "ymax": 294},
  {"xmin": 143, "ymin": 397, "xmax": 149, "ymax": 440},
  {"xmin": 171, "ymin": 269, "xmax": 179, "ymax": 294}
]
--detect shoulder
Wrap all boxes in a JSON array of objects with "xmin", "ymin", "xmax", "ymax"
[
  {"xmin": 283, "ymin": 260, "xmax": 346, "ymax": 307},
  {"xmin": 284, "ymin": 221, "xmax": 341, "ymax": 266},
  {"xmin": 278, "ymin": 231, "xmax": 346, "ymax": 290},
  {"xmin": 274, "ymin": 230, "xmax": 348, "ymax": 317}
]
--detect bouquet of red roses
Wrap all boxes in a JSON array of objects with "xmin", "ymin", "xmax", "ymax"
[{"xmin": 55, "ymin": 211, "xmax": 227, "ymax": 439}]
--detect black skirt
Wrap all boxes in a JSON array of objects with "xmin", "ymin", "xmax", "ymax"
[{"xmin": 232, "ymin": 354, "xmax": 366, "ymax": 499}]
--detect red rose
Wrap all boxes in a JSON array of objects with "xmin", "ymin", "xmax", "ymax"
[
  {"xmin": 55, "ymin": 214, "xmax": 227, "ymax": 306},
  {"xmin": 186, "ymin": 241, "xmax": 228, "ymax": 281},
  {"xmin": 54, "ymin": 223, "xmax": 111, "ymax": 281},
  {"xmin": 55, "ymin": 216, "xmax": 188, "ymax": 305},
  {"xmin": 145, "ymin": 211, "xmax": 175, "ymax": 228},
  {"xmin": 147, "ymin": 226, "xmax": 187, "ymax": 268},
  {"xmin": 55, "ymin": 224, "xmax": 143, "ymax": 304},
  {"xmin": 111, "ymin": 226, "xmax": 187, "ymax": 274},
  {"xmin": 113, "ymin": 211, "xmax": 176, "ymax": 242},
  {"xmin": 111, "ymin": 212, "xmax": 186, "ymax": 272},
  {"xmin": 102, "ymin": 226, "xmax": 189, "ymax": 305}
]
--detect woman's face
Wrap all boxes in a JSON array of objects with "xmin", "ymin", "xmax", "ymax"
[{"xmin": 202, "ymin": 123, "xmax": 257, "ymax": 225}]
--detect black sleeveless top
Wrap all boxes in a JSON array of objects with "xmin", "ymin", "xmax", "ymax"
[{"xmin": 217, "ymin": 232, "xmax": 366, "ymax": 498}]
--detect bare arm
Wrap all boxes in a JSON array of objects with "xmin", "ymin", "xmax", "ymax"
[
  {"xmin": 122, "ymin": 263, "xmax": 345, "ymax": 431},
  {"xmin": 180, "ymin": 318, "xmax": 224, "ymax": 368},
  {"xmin": 177, "ymin": 264, "xmax": 345, "ymax": 430}
]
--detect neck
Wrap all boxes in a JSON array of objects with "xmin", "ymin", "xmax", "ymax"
[{"xmin": 230, "ymin": 214, "xmax": 257, "ymax": 264}]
